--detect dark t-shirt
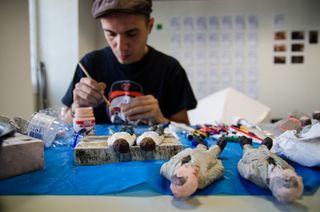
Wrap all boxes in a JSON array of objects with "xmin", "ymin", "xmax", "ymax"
[{"xmin": 62, "ymin": 46, "xmax": 197, "ymax": 124}]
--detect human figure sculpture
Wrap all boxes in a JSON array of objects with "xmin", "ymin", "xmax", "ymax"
[
  {"xmin": 136, "ymin": 125, "xmax": 165, "ymax": 151},
  {"xmin": 237, "ymin": 136, "xmax": 304, "ymax": 203},
  {"xmin": 160, "ymin": 136, "xmax": 227, "ymax": 199},
  {"xmin": 107, "ymin": 126, "xmax": 136, "ymax": 153}
]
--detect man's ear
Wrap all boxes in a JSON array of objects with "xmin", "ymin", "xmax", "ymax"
[{"xmin": 148, "ymin": 17, "xmax": 155, "ymax": 34}]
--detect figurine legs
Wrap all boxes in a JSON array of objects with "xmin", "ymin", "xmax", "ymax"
[
  {"xmin": 261, "ymin": 137, "xmax": 273, "ymax": 150},
  {"xmin": 216, "ymin": 136, "xmax": 227, "ymax": 152},
  {"xmin": 240, "ymin": 136, "xmax": 252, "ymax": 149}
]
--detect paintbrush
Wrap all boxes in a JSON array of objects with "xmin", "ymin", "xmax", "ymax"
[{"xmin": 78, "ymin": 62, "xmax": 111, "ymax": 107}]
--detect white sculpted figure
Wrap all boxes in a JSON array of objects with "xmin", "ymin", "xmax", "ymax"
[
  {"xmin": 136, "ymin": 125, "xmax": 165, "ymax": 151},
  {"xmin": 107, "ymin": 126, "xmax": 136, "ymax": 153},
  {"xmin": 238, "ymin": 136, "xmax": 304, "ymax": 203},
  {"xmin": 160, "ymin": 137, "xmax": 227, "ymax": 199}
]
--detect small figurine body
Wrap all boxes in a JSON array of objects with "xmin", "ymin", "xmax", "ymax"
[
  {"xmin": 238, "ymin": 136, "xmax": 303, "ymax": 203},
  {"xmin": 160, "ymin": 137, "xmax": 227, "ymax": 199},
  {"xmin": 136, "ymin": 125, "xmax": 165, "ymax": 151},
  {"xmin": 107, "ymin": 126, "xmax": 136, "ymax": 153}
]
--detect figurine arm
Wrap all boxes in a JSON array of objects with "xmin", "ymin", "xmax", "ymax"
[
  {"xmin": 160, "ymin": 149, "xmax": 193, "ymax": 180},
  {"xmin": 237, "ymin": 159, "xmax": 254, "ymax": 179},
  {"xmin": 243, "ymin": 144, "xmax": 254, "ymax": 151},
  {"xmin": 198, "ymin": 159, "xmax": 224, "ymax": 189},
  {"xmin": 208, "ymin": 144, "xmax": 221, "ymax": 159}
]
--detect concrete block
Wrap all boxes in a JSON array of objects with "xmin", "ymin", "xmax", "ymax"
[
  {"xmin": 74, "ymin": 134, "xmax": 183, "ymax": 165},
  {"xmin": 0, "ymin": 133, "xmax": 44, "ymax": 179}
]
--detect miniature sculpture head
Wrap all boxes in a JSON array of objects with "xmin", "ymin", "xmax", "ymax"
[
  {"xmin": 268, "ymin": 164, "xmax": 303, "ymax": 203},
  {"xmin": 137, "ymin": 125, "xmax": 165, "ymax": 151},
  {"xmin": 170, "ymin": 162, "xmax": 200, "ymax": 198},
  {"xmin": 108, "ymin": 125, "xmax": 136, "ymax": 153},
  {"xmin": 112, "ymin": 138, "xmax": 130, "ymax": 153},
  {"xmin": 139, "ymin": 137, "xmax": 156, "ymax": 151},
  {"xmin": 238, "ymin": 136, "xmax": 303, "ymax": 203},
  {"xmin": 161, "ymin": 136, "xmax": 227, "ymax": 199}
]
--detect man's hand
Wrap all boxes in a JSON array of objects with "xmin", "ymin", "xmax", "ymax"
[
  {"xmin": 73, "ymin": 77, "xmax": 106, "ymax": 107},
  {"xmin": 120, "ymin": 95, "xmax": 168, "ymax": 125}
]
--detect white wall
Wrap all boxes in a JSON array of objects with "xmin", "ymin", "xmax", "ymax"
[
  {"xmin": 0, "ymin": 0, "xmax": 34, "ymax": 119},
  {"xmin": 37, "ymin": 0, "xmax": 106, "ymax": 109},
  {"xmin": 38, "ymin": 0, "xmax": 78, "ymax": 108},
  {"xmin": 78, "ymin": 0, "xmax": 102, "ymax": 58},
  {"xmin": 147, "ymin": 0, "xmax": 320, "ymax": 119},
  {"xmin": 37, "ymin": 0, "xmax": 320, "ymax": 119},
  {"xmin": 258, "ymin": 0, "xmax": 320, "ymax": 119}
]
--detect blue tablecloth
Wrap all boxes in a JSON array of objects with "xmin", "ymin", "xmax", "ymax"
[{"xmin": 0, "ymin": 125, "xmax": 319, "ymax": 196}]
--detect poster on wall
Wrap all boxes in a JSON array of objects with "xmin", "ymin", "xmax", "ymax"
[
  {"xmin": 273, "ymin": 14, "xmax": 285, "ymax": 30},
  {"xmin": 291, "ymin": 31, "xmax": 305, "ymax": 40},
  {"xmin": 272, "ymin": 14, "xmax": 320, "ymax": 65},
  {"xmin": 309, "ymin": 30, "xmax": 318, "ymax": 44},
  {"xmin": 169, "ymin": 14, "xmax": 259, "ymax": 100},
  {"xmin": 291, "ymin": 56, "xmax": 304, "ymax": 64}
]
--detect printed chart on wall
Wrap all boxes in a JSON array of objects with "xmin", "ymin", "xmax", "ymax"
[
  {"xmin": 165, "ymin": 15, "xmax": 259, "ymax": 100},
  {"xmin": 273, "ymin": 14, "xmax": 319, "ymax": 65}
]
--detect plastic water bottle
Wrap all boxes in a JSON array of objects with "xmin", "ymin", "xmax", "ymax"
[{"xmin": 27, "ymin": 112, "xmax": 63, "ymax": 148}]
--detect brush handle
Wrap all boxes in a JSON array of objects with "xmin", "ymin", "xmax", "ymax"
[{"xmin": 78, "ymin": 62, "xmax": 111, "ymax": 107}]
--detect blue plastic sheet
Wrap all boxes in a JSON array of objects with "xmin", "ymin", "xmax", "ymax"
[{"xmin": 0, "ymin": 125, "xmax": 319, "ymax": 196}]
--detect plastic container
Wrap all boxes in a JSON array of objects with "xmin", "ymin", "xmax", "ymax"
[
  {"xmin": 27, "ymin": 112, "xmax": 62, "ymax": 148},
  {"xmin": 233, "ymin": 117, "xmax": 254, "ymax": 128},
  {"xmin": 73, "ymin": 107, "xmax": 96, "ymax": 135}
]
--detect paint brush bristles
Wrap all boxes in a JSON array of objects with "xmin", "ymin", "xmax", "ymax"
[{"xmin": 78, "ymin": 62, "xmax": 111, "ymax": 107}]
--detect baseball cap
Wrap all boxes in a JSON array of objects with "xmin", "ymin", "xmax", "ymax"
[{"xmin": 92, "ymin": 0, "xmax": 153, "ymax": 19}]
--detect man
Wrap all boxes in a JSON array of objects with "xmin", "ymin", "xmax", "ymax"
[{"xmin": 62, "ymin": 0, "xmax": 197, "ymax": 125}]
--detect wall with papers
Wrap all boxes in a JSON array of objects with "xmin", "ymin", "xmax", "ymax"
[{"xmin": 146, "ymin": 0, "xmax": 320, "ymax": 119}]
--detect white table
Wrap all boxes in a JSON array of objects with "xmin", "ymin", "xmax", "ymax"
[{"xmin": 1, "ymin": 187, "xmax": 319, "ymax": 212}]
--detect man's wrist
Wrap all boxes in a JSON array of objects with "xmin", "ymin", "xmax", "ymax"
[
  {"xmin": 71, "ymin": 102, "xmax": 80, "ymax": 117},
  {"xmin": 158, "ymin": 117, "xmax": 169, "ymax": 124},
  {"xmin": 61, "ymin": 107, "xmax": 73, "ymax": 124}
]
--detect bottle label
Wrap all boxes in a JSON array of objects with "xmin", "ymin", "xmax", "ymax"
[
  {"xmin": 27, "ymin": 113, "xmax": 58, "ymax": 147},
  {"xmin": 73, "ymin": 120, "xmax": 96, "ymax": 135}
]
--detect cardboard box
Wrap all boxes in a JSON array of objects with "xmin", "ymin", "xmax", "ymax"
[{"xmin": 188, "ymin": 87, "xmax": 271, "ymax": 125}]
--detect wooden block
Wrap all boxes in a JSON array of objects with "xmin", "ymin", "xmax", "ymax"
[
  {"xmin": 74, "ymin": 134, "xmax": 183, "ymax": 165},
  {"xmin": 0, "ymin": 133, "xmax": 44, "ymax": 179}
]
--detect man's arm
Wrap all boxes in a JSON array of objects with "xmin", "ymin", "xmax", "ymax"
[
  {"xmin": 61, "ymin": 101, "xmax": 81, "ymax": 124},
  {"xmin": 61, "ymin": 77, "xmax": 106, "ymax": 124},
  {"xmin": 61, "ymin": 106, "xmax": 73, "ymax": 124},
  {"xmin": 73, "ymin": 78, "xmax": 106, "ymax": 107},
  {"xmin": 169, "ymin": 109, "xmax": 189, "ymax": 125}
]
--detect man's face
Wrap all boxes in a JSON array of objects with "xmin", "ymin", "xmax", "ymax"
[{"xmin": 100, "ymin": 13, "xmax": 154, "ymax": 64}]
